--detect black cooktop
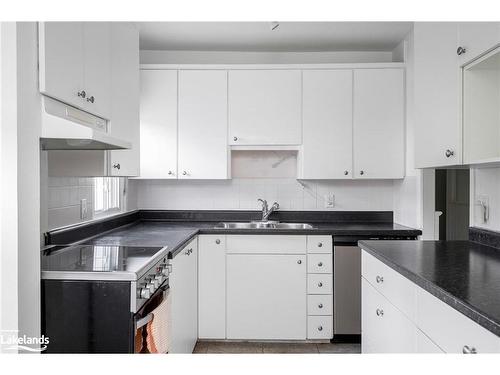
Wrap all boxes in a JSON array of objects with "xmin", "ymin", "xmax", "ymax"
[{"xmin": 41, "ymin": 244, "xmax": 165, "ymax": 276}]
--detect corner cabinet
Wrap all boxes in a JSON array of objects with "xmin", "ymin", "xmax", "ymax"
[
  {"xmin": 39, "ymin": 22, "xmax": 112, "ymax": 119},
  {"xmin": 170, "ymin": 238, "xmax": 198, "ymax": 354}
]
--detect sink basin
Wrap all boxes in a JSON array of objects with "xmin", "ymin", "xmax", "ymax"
[{"xmin": 215, "ymin": 222, "xmax": 314, "ymax": 230}]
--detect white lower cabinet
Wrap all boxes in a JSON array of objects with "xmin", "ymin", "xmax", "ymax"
[
  {"xmin": 226, "ymin": 254, "xmax": 307, "ymax": 340},
  {"xmin": 170, "ymin": 238, "xmax": 198, "ymax": 353},
  {"xmin": 361, "ymin": 278, "xmax": 416, "ymax": 353},
  {"xmin": 361, "ymin": 249, "xmax": 500, "ymax": 353},
  {"xmin": 198, "ymin": 235, "xmax": 226, "ymax": 339}
]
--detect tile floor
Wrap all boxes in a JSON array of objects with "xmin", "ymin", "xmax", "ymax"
[{"xmin": 193, "ymin": 341, "xmax": 361, "ymax": 354}]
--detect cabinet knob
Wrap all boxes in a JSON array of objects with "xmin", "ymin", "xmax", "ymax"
[
  {"xmin": 185, "ymin": 248, "xmax": 193, "ymax": 256},
  {"xmin": 360, "ymin": 170, "xmax": 365, "ymax": 176},
  {"xmin": 233, "ymin": 136, "xmax": 238, "ymax": 141},
  {"xmin": 445, "ymin": 149, "xmax": 454, "ymax": 158},
  {"xmin": 113, "ymin": 163, "xmax": 121, "ymax": 170},
  {"xmin": 376, "ymin": 275, "xmax": 384, "ymax": 283},
  {"xmin": 77, "ymin": 90, "xmax": 86, "ymax": 98},
  {"xmin": 318, "ymin": 262, "xmax": 323, "ymax": 267},
  {"xmin": 376, "ymin": 308, "xmax": 384, "ymax": 317},
  {"xmin": 317, "ymin": 326, "xmax": 323, "ymax": 332},
  {"xmin": 457, "ymin": 46, "xmax": 467, "ymax": 56},
  {"xmin": 297, "ymin": 259, "xmax": 302, "ymax": 264},
  {"xmin": 317, "ymin": 242, "xmax": 323, "ymax": 248},
  {"xmin": 182, "ymin": 171, "xmax": 187, "ymax": 176},
  {"xmin": 462, "ymin": 345, "xmax": 477, "ymax": 354},
  {"xmin": 318, "ymin": 282, "xmax": 323, "ymax": 287},
  {"xmin": 215, "ymin": 239, "xmax": 221, "ymax": 244},
  {"xmin": 344, "ymin": 170, "xmax": 349, "ymax": 175},
  {"xmin": 168, "ymin": 170, "xmax": 174, "ymax": 176},
  {"xmin": 318, "ymin": 303, "xmax": 323, "ymax": 309},
  {"xmin": 86, "ymin": 96, "xmax": 95, "ymax": 103}
]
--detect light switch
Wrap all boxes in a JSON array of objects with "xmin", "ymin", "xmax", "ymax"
[{"xmin": 80, "ymin": 199, "xmax": 88, "ymax": 220}]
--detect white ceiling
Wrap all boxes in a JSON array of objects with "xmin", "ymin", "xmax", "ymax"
[{"xmin": 138, "ymin": 22, "xmax": 413, "ymax": 52}]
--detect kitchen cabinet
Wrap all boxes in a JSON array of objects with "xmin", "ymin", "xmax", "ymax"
[
  {"xmin": 170, "ymin": 238, "xmax": 198, "ymax": 353},
  {"xmin": 198, "ymin": 235, "xmax": 226, "ymax": 339},
  {"xmin": 457, "ymin": 22, "xmax": 500, "ymax": 66},
  {"xmin": 414, "ymin": 22, "xmax": 462, "ymax": 168},
  {"xmin": 39, "ymin": 22, "xmax": 112, "ymax": 119},
  {"xmin": 228, "ymin": 70, "xmax": 302, "ymax": 145},
  {"xmin": 301, "ymin": 70, "xmax": 353, "ymax": 179},
  {"xmin": 139, "ymin": 70, "xmax": 178, "ymax": 178},
  {"xmin": 178, "ymin": 70, "xmax": 229, "ymax": 179},
  {"xmin": 353, "ymin": 69, "xmax": 405, "ymax": 179},
  {"xmin": 108, "ymin": 23, "xmax": 140, "ymax": 177},
  {"xmin": 226, "ymin": 253, "xmax": 307, "ymax": 340}
]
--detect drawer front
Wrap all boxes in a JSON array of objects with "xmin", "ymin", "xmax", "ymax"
[
  {"xmin": 226, "ymin": 235, "xmax": 306, "ymax": 254},
  {"xmin": 416, "ymin": 286, "xmax": 500, "ymax": 353},
  {"xmin": 361, "ymin": 250, "xmax": 416, "ymax": 321},
  {"xmin": 362, "ymin": 278, "xmax": 417, "ymax": 353},
  {"xmin": 307, "ymin": 253, "xmax": 333, "ymax": 274},
  {"xmin": 307, "ymin": 316, "xmax": 333, "ymax": 339},
  {"xmin": 308, "ymin": 295, "xmax": 333, "ymax": 316},
  {"xmin": 307, "ymin": 274, "xmax": 332, "ymax": 294},
  {"xmin": 307, "ymin": 236, "xmax": 332, "ymax": 253}
]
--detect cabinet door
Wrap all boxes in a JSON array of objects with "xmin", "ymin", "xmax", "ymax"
[
  {"xmin": 38, "ymin": 22, "xmax": 85, "ymax": 110},
  {"xmin": 82, "ymin": 22, "xmax": 111, "ymax": 119},
  {"xmin": 170, "ymin": 239, "xmax": 198, "ymax": 353},
  {"xmin": 458, "ymin": 22, "xmax": 500, "ymax": 65},
  {"xmin": 227, "ymin": 254, "xmax": 306, "ymax": 340},
  {"xmin": 109, "ymin": 23, "xmax": 140, "ymax": 177},
  {"xmin": 414, "ymin": 22, "xmax": 462, "ymax": 168},
  {"xmin": 198, "ymin": 235, "xmax": 226, "ymax": 339},
  {"xmin": 228, "ymin": 70, "xmax": 302, "ymax": 145},
  {"xmin": 139, "ymin": 70, "xmax": 178, "ymax": 178},
  {"xmin": 362, "ymin": 278, "xmax": 416, "ymax": 353},
  {"xmin": 353, "ymin": 69, "xmax": 404, "ymax": 179},
  {"xmin": 301, "ymin": 70, "xmax": 353, "ymax": 179},
  {"xmin": 178, "ymin": 70, "xmax": 228, "ymax": 179}
]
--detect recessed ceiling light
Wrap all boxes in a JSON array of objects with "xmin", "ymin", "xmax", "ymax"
[{"xmin": 270, "ymin": 22, "xmax": 280, "ymax": 31}]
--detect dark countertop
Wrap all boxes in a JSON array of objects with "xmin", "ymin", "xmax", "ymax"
[
  {"xmin": 80, "ymin": 220, "xmax": 421, "ymax": 258},
  {"xmin": 359, "ymin": 240, "xmax": 500, "ymax": 337}
]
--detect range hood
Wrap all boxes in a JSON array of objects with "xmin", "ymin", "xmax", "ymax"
[{"xmin": 40, "ymin": 96, "xmax": 131, "ymax": 150}]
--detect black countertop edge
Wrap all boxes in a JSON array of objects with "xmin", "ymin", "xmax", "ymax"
[
  {"xmin": 139, "ymin": 209, "xmax": 394, "ymax": 223},
  {"xmin": 469, "ymin": 227, "xmax": 500, "ymax": 249},
  {"xmin": 358, "ymin": 242, "xmax": 500, "ymax": 338}
]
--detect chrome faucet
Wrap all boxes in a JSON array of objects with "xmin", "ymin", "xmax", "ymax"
[{"xmin": 257, "ymin": 199, "xmax": 280, "ymax": 221}]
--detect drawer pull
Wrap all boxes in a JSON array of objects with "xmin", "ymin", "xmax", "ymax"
[
  {"xmin": 317, "ymin": 326, "xmax": 323, "ymax": 332},
  {"xmin": 215, "ymin": 239, "xmax": 221, "ymax": 244},
  {"xmin": 376, "ymin": 275, "xmax": 384, "ymax": 284},
  {"xmin": 318, "ymin": 282, "xmax": 323, "ymax": 287},
  {"xmin": 462, "ymin": 345, "xmax": 477, "ymax": 354},
  {"xmin": 317, "ymin": 242, "xmax": 323, "ymax": 248},
  {"xmin": 318, "ymin": 303, "xmax": 323, "ymax": 309},
  {"xmin": 297, "ymin": 259, "xmax": 302, "ymax": 264},
  {"xmin": 318, "ymin": 262, "xmax": 323, "ymax": 267},
  {"xmin": 376, "ymin": 308, "xmax": 384, "ymax": 317}
]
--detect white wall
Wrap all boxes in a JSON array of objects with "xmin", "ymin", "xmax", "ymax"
[
  {"xmin": 133, "ymin": 178, "xmax": 395, "ymax": 212},
  {"xmin": 140, "ymin": 50, "xmax": 397, "ymax": 65},
  {"xmin": 471, "ymin": 166, "xmax": 500, "ymax": 232}
]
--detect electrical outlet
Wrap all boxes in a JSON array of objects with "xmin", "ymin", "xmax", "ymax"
[
  {"xmin": 324, "ymin": 193, "xmax": 335, "ymax": 209},
  {"xmin": 80, "ymin": 199, "xmax": 88, "ymax": 220},
  {"xmin": 476, "ymin": 195, "xmax": 489, "ymax": 224}
]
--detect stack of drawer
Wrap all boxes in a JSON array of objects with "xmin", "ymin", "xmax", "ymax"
[{"xmin": 306, "ymin": 235, "xmax": 333, "ymax": 339}]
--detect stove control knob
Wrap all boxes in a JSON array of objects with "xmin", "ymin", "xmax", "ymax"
[
  {"xmin": 140, "ymin": 288, "xmax": 151, "ymax": 299},
  {"xmin": 145, "ymin": 281, "xmax": 156, "ymax": 293},
  {"xmin": 155, "ymin": 274, "xmax": 164, "ymax": 284}
]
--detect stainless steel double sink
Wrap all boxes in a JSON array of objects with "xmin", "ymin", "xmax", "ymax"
[{"xmin": 215, "ymin": 221, "xmax": 314, "ymax": 230}]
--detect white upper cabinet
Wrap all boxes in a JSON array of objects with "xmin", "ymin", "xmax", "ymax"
[
  {"xmin": 228, "ymin": 70, "xmax": 302, "ymax": 145},
  {"xmin": 301, "ymin": 70, "xmax": 353, "ymax": 179},
  {"xmin": 109, "ymin": 23, "xmax": 140, "ymax": 177},
  {"xmin": 39, "ymin": 22, "xmax": 112, "ymax": 119},
  {"xmin": 139, "ymin": 70, "xmax": 178, "ymax": 178},
  {"xmin": 353, "ymin": 69, "xmax": 405, "ymax": 179},
  {"xmin": 414, "ymin": 22, "xmax": 462, "ymax": 168},
  {"xmin": 178, "ymin": 70, "xmax": 229, "ymax": 179},
  {"xmin": 457, "ymin": 22, "xmax": 500, "ymax": 66}
]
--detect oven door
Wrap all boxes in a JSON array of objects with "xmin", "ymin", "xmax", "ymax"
[{"xmin": 134, "ymin": 282, "xmax": 171, "ymax": 353}]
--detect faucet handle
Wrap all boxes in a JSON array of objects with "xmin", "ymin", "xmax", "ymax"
[{"xmin": 272, "ymin": 202, "xmax": 280, "ymax": 209}]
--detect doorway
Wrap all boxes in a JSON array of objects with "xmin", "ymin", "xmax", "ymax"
[{"xmin": 435, "ymin": 169, "xmax": 470, "ymax": 240}]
